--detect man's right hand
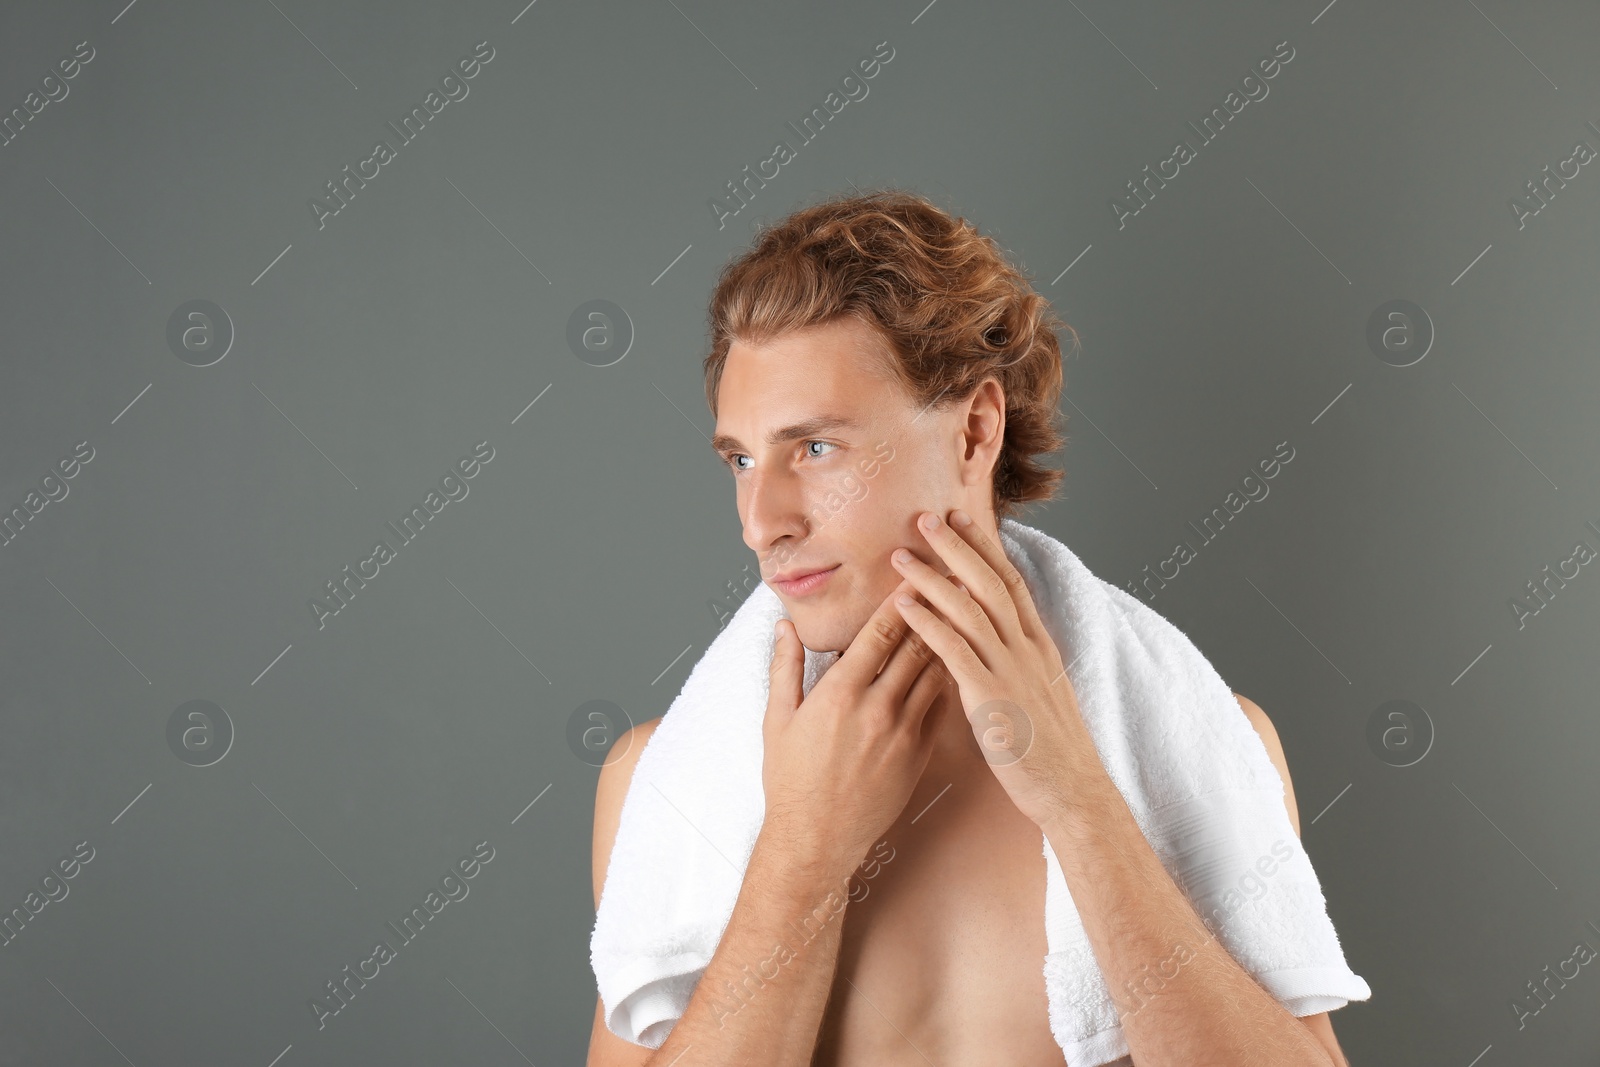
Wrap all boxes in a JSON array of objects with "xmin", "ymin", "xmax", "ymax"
[{"xmin": 760, "ymin": 578, "xmax": 952, "ymax": 881}]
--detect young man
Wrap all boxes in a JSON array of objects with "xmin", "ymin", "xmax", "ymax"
[{"xmin": 588, "ymin": 191, "xmax": 1354, "ymax": 1065}]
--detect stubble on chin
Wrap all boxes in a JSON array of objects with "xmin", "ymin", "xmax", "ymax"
[{"xmin": 798, "ymin": 606, "xmax": 881, "ymax": 660}]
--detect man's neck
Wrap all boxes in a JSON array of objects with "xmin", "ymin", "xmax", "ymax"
[{"xmin": 921, "ymin": 685, "xmax": 992, "ymax": 790}]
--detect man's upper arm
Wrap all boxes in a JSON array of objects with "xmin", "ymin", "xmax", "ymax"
[
  {"xmin": 1233, "ymin": 692, "xmax": 1351, "ymax": 1067},
  {"xmin": 587, "ymin": 718, "xmax": 662, "ymax": 1067}
]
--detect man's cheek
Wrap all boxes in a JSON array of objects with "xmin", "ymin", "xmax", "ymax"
[{"xmin": 837, "ymin": 471, "xmax": 867, "ymax": 502}]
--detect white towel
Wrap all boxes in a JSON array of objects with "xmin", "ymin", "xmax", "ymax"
[{"xmin": 590, "ymin": 517, "xmax": 1370, "ymax": 1065}]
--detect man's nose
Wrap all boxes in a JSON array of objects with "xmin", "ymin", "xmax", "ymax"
[{"xmin": 740, "ymin": 470, "xmax": 808, "ymax": 561}]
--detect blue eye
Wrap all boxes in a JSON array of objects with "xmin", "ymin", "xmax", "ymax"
[{"xmin": 725, "ymin": 441, "xmax": 836, "ymax": 474}]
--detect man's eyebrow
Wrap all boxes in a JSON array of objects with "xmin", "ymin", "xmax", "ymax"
[{"xmin": 710, "ymin": 414, "xmax": 862, "ymax": 456}]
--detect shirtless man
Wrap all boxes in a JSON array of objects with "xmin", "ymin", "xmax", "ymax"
[{"xmin": 587, "ymin": 192, "xmax": 1355, "ymax": 1066}]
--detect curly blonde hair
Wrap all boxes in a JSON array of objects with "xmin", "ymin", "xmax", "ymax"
[{"xmin": 702, "ymin": 189, "xmax": 1078, "ymax": 522}]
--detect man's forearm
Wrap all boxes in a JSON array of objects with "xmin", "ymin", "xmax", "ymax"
[
  {"xmin": 1040, "ymin": 756, "xmax": 1336, "ymax": 1067},
  {"xmin": 647, "ymin": 828, "xmax": 853, "ymax": 1066}
]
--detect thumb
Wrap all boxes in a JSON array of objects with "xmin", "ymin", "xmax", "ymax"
[{"xmin": 766, "ymin": 618, "xmax": 804, "ymax": 724}]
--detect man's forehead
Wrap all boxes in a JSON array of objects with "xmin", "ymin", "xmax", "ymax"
[
  {"xmin": 725, "ymin": 331, "xmax": 886, "ymax": 384},
  {"xmin": 715, "ymin": 322, "xmax": 912, "ymax": 444}
]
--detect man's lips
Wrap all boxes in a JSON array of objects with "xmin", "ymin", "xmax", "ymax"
[
  {"xmin": 770, "ymin": 564, "xmax": 840, "ymax": 595},
  {"xmin": 769, "ymin": 564, "xmax": 835, "ymax": 584}
]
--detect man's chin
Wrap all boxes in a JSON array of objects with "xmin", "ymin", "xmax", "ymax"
[
  {"xmin": 786, "ymin": 623, "xmax": 843, "ymax": 656},
  {"xmin": 786, "ymin": 607, "xmax": 872, "ymax": 658}
]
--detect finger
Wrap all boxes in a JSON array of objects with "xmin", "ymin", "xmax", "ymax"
[
  {"xmin": 871, "ymin": 593, "xmax": 941, "ymax": 699},
  {"xmin": 914, "ymin": 511, "xmax": 1026, "ymax": 645},
  {"xmin": 894, "ymin": 590, "xmax": 992, "ymax": 703},
  {"xmin": 765, "ymin": 618, "xmax": 805, "ymax": 723},
  {"xmin": 954, "ymin": 513, "xmax": 1051, "ymax": 643},
  {"xmin": 904, "ymin": 656, "xmax": 952, "ymax": 742},
  {"xmin": 832, "ymin": 578, "xmax": 920, "ymax": 689},
  {"xmin": 951, "ymin": 510, "xmax": 1049, "ymax": 642},
  {"xmin": 890, "ymin": 547, "xmax": 1002, "ymax": 672}
]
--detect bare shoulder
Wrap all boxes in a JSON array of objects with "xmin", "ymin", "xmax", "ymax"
[{"xmin": 590, "ymin": 717, "xmax": 663, "ymax": 910}]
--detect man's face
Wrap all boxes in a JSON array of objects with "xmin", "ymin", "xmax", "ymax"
[{"xmin": 711, "ymin": 315, "xmax": 990, "ymax": 654}]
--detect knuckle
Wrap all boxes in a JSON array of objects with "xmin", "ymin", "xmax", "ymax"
[
  {"xmin": 861, "ymin": 697, "xmax": 895, "ymax": 732},
  {"xmin": 869, "ymin": 615, "xmax": 903, "ymax": 647},
  {"xmin": 963, "ymin": 594, "xmax": 988, "ymax": 625}
]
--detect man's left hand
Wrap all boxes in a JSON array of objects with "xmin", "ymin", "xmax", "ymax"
[{"xmin": 890, "ymin": 508, "xmax": 1095, "ymax": 828}]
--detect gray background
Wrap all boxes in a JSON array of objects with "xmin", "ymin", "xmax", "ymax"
[{"xmin": 2, "ymin": 0, "xmax": 1597, "ymax": 1063}]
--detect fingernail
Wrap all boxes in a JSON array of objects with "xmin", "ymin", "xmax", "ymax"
[
  {"xmin": 921, "ymin": 512, "xmax": 940, "ymax": 530},
  {"xmin": 951, "ymin": 509, "xmax": 972, "ymax": 527}
]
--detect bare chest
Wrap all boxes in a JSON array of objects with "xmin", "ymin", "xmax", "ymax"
[{"xmin": 810, "ymin": 779, "xmax": 1071, "ymax": 1067}]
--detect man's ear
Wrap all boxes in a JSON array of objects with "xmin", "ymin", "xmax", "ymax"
[{"xmin": 960, "ymin": 377, "xmax": 1006, "ymax": 485}]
